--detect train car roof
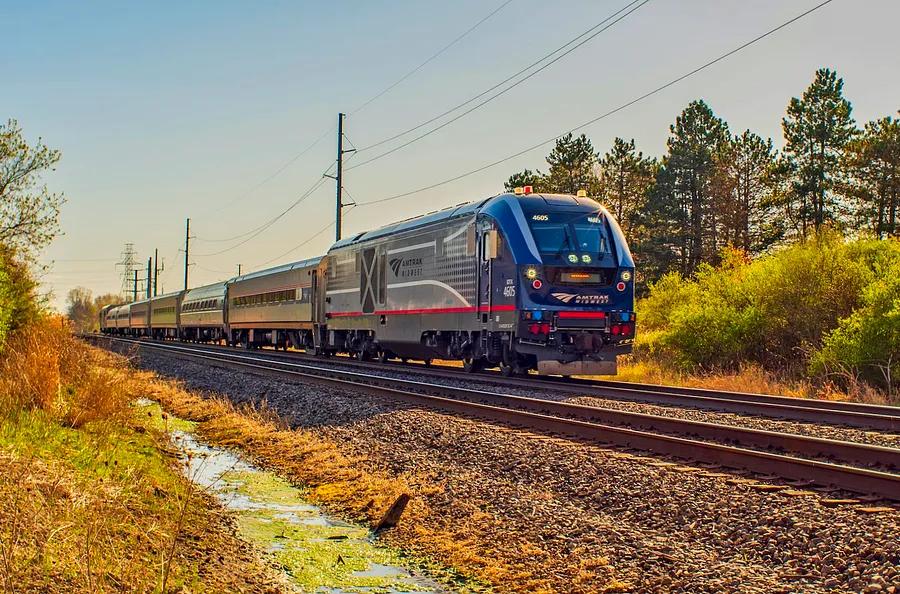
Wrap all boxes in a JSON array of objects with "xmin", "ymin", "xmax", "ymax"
[
  {"xmin": 149, "ymin": 290, "xmax": 183, "ymax": 302},
  {"xmin": 328, "ymin": 193, "xmax": 604, "ymax": 250},
  {"xmin": 182, "ymin": 281, "xmax": 227, "ymax": 300},
  {"xmin": 228, "ymin": 256, "xmax": 322, "ymax": 284}
]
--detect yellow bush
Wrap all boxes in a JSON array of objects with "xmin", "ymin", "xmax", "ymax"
[{"xmin": 0, "ymin": 317, "xmax": 129, "ymax": 427}]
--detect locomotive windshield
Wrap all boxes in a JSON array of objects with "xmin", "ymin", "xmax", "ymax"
[{"xmin": 526, "ymin": 210, "xmax": 612, "ymax": 262}]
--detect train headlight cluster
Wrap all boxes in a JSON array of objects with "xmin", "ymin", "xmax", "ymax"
[
  {"xmin": 620, "ymin": 270, "xmax": 632, "ymax": 282},
  {"xmin": 567, "ymin": 254, "xmax": 579, "ymax": 263},
  {"xmin": 581, "ymin": 254, "xmax": 592, "ymax": 264},
  {"xmin": 525, "ymin": 266, "xmax": 538, "ymax": 280}
]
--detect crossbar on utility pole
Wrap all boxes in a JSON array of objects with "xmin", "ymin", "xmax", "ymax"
[{"xmin": 184, "ymin": 218, "xmax": 191, "ymax": 291}]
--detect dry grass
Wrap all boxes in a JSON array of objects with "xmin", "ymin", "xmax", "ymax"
[
  {"xmin": 141, "ymin": 372, "xmax": 623, "ymax": 593},
  {"xmin": 587, "ymin": 355, "xmax": 896, "ymax": 403},
  {"xmin": 0, "ymin": 319, "xmax": 284, "ymax": 593},
  {"xmin": 0, "ymin": 316, "xmax": 130, "ymax": 428}
]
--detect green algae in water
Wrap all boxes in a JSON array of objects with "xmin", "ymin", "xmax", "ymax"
[
  {"xmin": 133, "ymin": 398, "xmax": 197, "ymax": 434},
  {"xmin": 173, "ymin": 430, "xmax": 440, "ymax": 593}
]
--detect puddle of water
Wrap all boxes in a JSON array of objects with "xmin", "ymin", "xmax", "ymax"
[{"xmin": 169, "ymin": 429, "xmax": 445, "ymax": 593}]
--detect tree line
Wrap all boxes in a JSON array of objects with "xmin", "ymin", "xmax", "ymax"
[{"xmin": 506, "ymin": 68, "xmax": 900, "ymax": 286}]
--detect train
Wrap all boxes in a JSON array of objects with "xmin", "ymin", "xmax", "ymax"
[{"xmin": 101, "ymin": 188, "xmax": 635, "ymax": 376}]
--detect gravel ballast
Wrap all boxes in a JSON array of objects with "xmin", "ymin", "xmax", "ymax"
[
  {"xmin": 135, "ymin": 350, "xmax": 899, "ymax": 594},
  {"xmin": 162, "ymin": 346, "xmax": 900, "ymax": 449}
]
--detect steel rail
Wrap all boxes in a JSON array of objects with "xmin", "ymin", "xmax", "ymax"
[
  {"xmin": 322, "ymin": 355, "xmax": 900, "ymax": 431},
  {"xmin": 106, "ymin": 337, "xmax": 900, "ymax": 470},
  {"xmin": 94, "ymin": 334, "xmax": 899, "ymax": 431},
  {"xmin": 96, "ymin": 336, "xmax": 900, "ymax": 500}
]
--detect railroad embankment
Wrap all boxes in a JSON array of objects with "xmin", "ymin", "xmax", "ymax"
[
  {"xmin": 134, "ymin": 347, "xmax": 899, "ymax": 594},
  {"xmin": 0, "ymin": 320, "xmax": 286, "ymax": 592}
]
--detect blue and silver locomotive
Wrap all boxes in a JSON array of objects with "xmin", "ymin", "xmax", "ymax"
[
  {"xmin": 101, "ymin": 189, "xmax": 635, "ymax": 376},
  {"xmin": 320, "ymin": 189, "xmax": 635, "ymax": 375}
]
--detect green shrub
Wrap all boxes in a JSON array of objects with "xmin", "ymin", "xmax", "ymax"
[
  {"xmin": 0, "ymin": 246, "xmax": 39, "ymax": 350},
  {"xmin": 636, "ymin": 234, "xmax": 900, "ymax": 375},
  {"xmin": 811, "ymin": 257, "xmax": 900, "ymax": 395}
]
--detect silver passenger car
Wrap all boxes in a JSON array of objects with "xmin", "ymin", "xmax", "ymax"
[
  {"xmin": 148, "ymin": 291, "xmax": 183, "ymax": 339},
  {"xmin": 128, "ymin": 299, "xmax": 150, "ymax": 336},
  {"xmin": 180, "ymin": 282, "xmax": 227, "ymax": 342},
  {"xmin": 226, "ymin": 257, "xmax": 321, "ymax": 349}
]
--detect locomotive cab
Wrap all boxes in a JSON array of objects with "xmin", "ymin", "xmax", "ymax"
[{"xmin": 480, "ymin": 191, "xmax": 635, "ymax": 376}]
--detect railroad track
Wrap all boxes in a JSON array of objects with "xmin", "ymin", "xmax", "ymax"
[
  {"xmin": 91, "ymin": 334, "xmax": 899, "ymax": 431},
  {"xmin": 94, "ymin": 335, "xmax": 900, "ymax": 500}
]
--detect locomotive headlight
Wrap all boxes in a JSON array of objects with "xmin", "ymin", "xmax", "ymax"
[
  {"xmin": 567, "ymin": 253, "xmax": 579, "ymax": 263},
  {"xmin": 621, "ymin": 270, "xmax": 632, "ymax": 282},
  {"xmin": 581, "ymin": 254, "xmax": 592, "ymax": 264},
  {"xmin": 524, "ymin": 266, "xmax": 538, "ymax": 280}
]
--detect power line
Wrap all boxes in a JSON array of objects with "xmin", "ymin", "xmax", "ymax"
[
  {"xmin": 356, "ymin": 0, "xmax": 837, "ymax": 208},
  {"xmin": 47, "ymin": 258, "xmax": 118, "ymax": 263},
  {"xmin": 347, "ymin": 0, "xmax": 649, "ymax": 165},
  {"xmin": 193, "ymin": 168, "xmax": 332, "ymax": 257},
  {"xmin": 212, "ymin": 124, "xmax": 337, "ymax": 215},
  {"xmin": 200, "ymin": 2, "xmax": 511, "ymax": 239},
  {"xmin": 196, "ymin": 161, "xmax": 335, "ymax": 244},
  {"xmin": 193, "ymin": 263, "xmax": 237, "ymax": 276},
  {"xmin": 251, "ymin": 219, "xmax": 335, "ymax": 271},
  {"xmin": 348, "ymin": 0, "xmax": 516, "ymax": 117}
]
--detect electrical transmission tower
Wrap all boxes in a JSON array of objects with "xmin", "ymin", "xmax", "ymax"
[{"xmin": 117, "ymin": 243, "xmax": 139, "ymax": 300}]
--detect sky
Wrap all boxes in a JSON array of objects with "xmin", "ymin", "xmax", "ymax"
[{"xmin": 2, "ymin": 0, "xmax": 899, "ymax": 310}]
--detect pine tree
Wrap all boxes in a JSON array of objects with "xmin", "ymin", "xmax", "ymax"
[
  {"xmin": 504, "ymin": 169, "xmax": 546, "ymax": 192},
  {"xmin": 781, "ymin": 68, "xmax": 857, "ymax": 235},
  {"xmin": 844, "ymin": 114, "xmax": 900, "ymax": 237},
  {"xmin": 597, "ymin": 137, "xmax": 656, "ymax": 236},
  {"xmin": 505, "ymin": 133, "xmax": 600, "ymax": 195},
  {"xmin": 544, "ymin": 133, "xmax": 598, "ymax": 194},
  {"xmin": 647, "ymin": 100, "xmax": 730, "ymax": 275},
  {"xmin": 712, "ymin": 130, "xmax": 782, "ymax": 254}
]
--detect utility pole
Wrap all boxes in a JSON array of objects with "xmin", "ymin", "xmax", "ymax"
[
  {"xmin": 153, "ymin": 248, "xmax": 159, "ymax": 297},
  {"xmin": 335, "ymin": 113, "xmax": 344, "ymax": 242},
  {"xmin": 146, "ymin": 258, "xmax": 152, "ymax": 298},
  {"xmin": 133, "ymin": 270, "xmax": 138, "ymax": 302},
  {"xmin": 184, "ymin": 218, "xmax": 191, "ymax": 291}
]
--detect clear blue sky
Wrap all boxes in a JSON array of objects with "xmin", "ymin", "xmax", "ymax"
[{"xmin": 2, "ymin": 0, "xmax": 898, "ymax": 308}]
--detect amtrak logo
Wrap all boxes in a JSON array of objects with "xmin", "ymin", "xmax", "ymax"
[
  {"xmin": 552, "ymin": 292, "xmax": 577, "ymax": 303},
  {"xmin": 389, "ymin": 258, "xmax": 403, "ymax": 276},
  {"xmin": 552, "ymin": 292, "xmax": 610, "ymax": 305},
  {"xmin": 388, "ymin": 257, "xmax": 423, "ymax": 278}
]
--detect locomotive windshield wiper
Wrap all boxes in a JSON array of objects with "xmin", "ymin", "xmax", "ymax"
[{"xmin": 552, "ymin": 225, "xmax": 575, "ymax": 259}]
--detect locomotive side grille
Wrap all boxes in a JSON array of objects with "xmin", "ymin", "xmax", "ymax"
[{"xmin": 435, "ymin": 225, "xmax": 477, "ymax": 306}]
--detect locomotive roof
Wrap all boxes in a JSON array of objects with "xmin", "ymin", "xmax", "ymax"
[
  {"xmin": 230, "ymin": 256, "xmax": 322, "ymax": 284},
  {"xmin": 329, "ymin": 193, "xmax": 602, "ymax": 250}
]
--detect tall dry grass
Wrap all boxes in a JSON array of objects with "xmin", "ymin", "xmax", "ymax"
[
  {"xmin": 0, "ymin": 316, "xmax": 130, "ymax": 426},
  {"xmin": 0, "ymin": 321, "xmax": 283, "ymax": 593}
]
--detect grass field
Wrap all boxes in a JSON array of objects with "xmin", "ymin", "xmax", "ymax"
[{"xmin": 0, "ymin": 319, "xmax": 282, "ymax": 593}]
